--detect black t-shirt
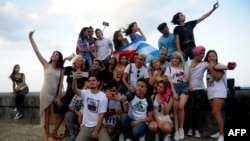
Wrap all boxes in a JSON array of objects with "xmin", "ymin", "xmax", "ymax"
[
  {"xmin": 173, "ymin": 20, "xmax": 197, "ymax": 50},
  {"xmin": 64, "ymin": 66, "xmax": 88, "ymax": 89}
]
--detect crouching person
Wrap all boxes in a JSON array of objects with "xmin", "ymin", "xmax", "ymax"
[
  {"xmin": 106, "ymin": 78, "xmax": 153, "ymax": 141},
  {"xmin": 64, "ymin": 94, "xmax": 83, "ymax": 141},
  {"xmin": 72, "ymin": 73, "xmax": 111, "ymax": 141}
]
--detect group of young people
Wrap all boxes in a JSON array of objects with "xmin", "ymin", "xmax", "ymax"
[{"xmin": 10, "ymin": 1, "xmax": 235, "ymax": 141}]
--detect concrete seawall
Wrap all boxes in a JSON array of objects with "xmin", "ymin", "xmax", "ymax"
[{"xmin": 0, "ymin": 90, "xmax": 249, "ymax": 125}]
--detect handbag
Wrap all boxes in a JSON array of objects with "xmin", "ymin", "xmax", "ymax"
[{"xmin": 53, "ymin": 69, "xmax": 68, "ymax": 115}]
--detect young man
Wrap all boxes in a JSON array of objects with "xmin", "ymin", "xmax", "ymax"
[
  {"xmin": 171, "ymin": 2, "xmax": 219, "ymax": 61},
  {"xmin": 106, "ymin": 78, "xmax": 153, "ymax": 141},
  {"xmin": 157, "ymin": 22, "xmax": 176, "ymax": 62},
  {"xmin": 95, "ymin": 29, "xmax": 114, "ymax": 64},
  {"xmin": 72, "ymin": 74, "xmax": 111, "ymax": 141},
  {"xmin": 122, "ymin": 53, "xmax": 149, "ymax": 94}
]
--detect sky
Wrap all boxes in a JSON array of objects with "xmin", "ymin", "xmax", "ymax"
[{"xmin": 0, "ymin": 0, "xmax": 249, "ymax": 93}]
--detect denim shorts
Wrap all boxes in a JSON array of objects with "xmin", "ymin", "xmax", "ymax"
[{"xmin": 174, "ymin": 83, "xmax": 188, "ymax": 95}]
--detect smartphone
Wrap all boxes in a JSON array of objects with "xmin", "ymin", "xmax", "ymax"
[{"xmin": 70, "ymin": 53, "xmax": 76, "ymax": 58}]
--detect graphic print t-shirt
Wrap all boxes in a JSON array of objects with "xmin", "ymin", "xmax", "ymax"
[
  {"xmin": 80, "ymin": 89, "xmax": 108, "ymax": 127},
  {"xmin": 126, "ymin": 93, "xmax": 153, "ymax": 120}
]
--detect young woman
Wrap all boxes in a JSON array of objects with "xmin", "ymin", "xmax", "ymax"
[
  {"xmin": 148, "ymin": 58, "xmax": 164, "ymax": 95},
  {"xmin": 171, "ymin": 2, "xmax": 218, "ymax": 61},
  {"xmin": 148, "ymin": 80, "xmax": 173, "ymax": 141},
  {"xmin": 29, "ymin": 30, "xmax": 64, "ymax": 141},
  {"xmin": 113, "ymin": 54, "xmax": 128, "ymax": 93},
  {"xmin": 9, "ymin": 64, "xmax": 29, "ymax": 119},
  {"xmin": 204, "ymin": 50, "xmax": 236, "ymax": 141},
  {"xmin": 164, "ymin": 51, "xmax": 190, "ymax": 140},
  {"xmin": 124, "ymin": 22, "xmax": 146, "ymax": 42},
  {"xmin": 113, "ymin": 30, "xmax": 129, "ymax": 50},
  {"xmin": 76, "ymin": 27, "xmax": 96, "ymax": 70}
]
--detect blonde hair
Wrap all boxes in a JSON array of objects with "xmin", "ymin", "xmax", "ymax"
[
  {"xmin": 138, "ymin": 53, "xmax": 146, "ymax": 61},
  {"xmin": 72, "ymin": 55, "xmax": 86, "ymax": 70},
  {"xmin": 149, "ymin": 58, "xmax": 160, "ymax": 72},
  {"xmin": 170, "ymin": 51, "xmax": 185, "ymax": 68}
]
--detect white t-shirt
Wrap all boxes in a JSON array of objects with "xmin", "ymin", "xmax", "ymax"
[
  {"xmin": 95, "ymin": 37, "xmax": 112, "ymax": 60},
  {"xmin": 124, "ymin": 63, "xmax": 149, "ymax": 88},
  {"xmin": 206, "ymin": 63, "xmax": 227, "ymax": 100},
  {"xmin": 186, "ymin": 60, "xmax": 208, "ymax": 90},
  {"xmin": 80, "ymin": 89, "xmax": 108, "ymax": 127},
  {"xmin": 126, "ymin": 93, "xmax": 153, "ymax": 120},
  {"xmin": 164, "ymin": 66, "xmax": 188, "ymax": 84}
]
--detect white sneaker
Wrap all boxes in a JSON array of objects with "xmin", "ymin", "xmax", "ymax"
[
  {"xmin": 125, "ymin": 138, "xmax": 132, "ymax": 141},
  {"xmin": 179, "ymin": 128, "xmax": 185, "ymax": 139},
  {"xmin": 139, "ymin": 135, "xmax": 145, "ymax": 141},
  {"xmin": 187, "ymin": 128, "xmax": 193, "ymax": 136},
  {"xmin": 14, "ymin": 113, "xmax": 23, "ymax": 119},
  {"xmin": 174, "ymin": 131, "xmax": 180, "ymax": 141},
  {"xmin": 119, "ymin": 133, "xmax": 124, "ymax": 141},
  {"xmin": 211, "ymin": 132, "xmax": 220, "ymax": 138},
  {"xmin": 217, "ymin": 135, "xmax": 224, "ymax": 141},
  {"xmin": 163, "ymin": 134, "xmax": 171, "ymax": 141},
  {"xmin": 194, "ymin": 130, "xmax": 201, "ymax": 138},
  {"xmin": 154, "ymin": 133, "xmax": 160, "ymax": 141},
  {"xmin": 13, "ymin": 108, "xmax": 17, "ymax": 112}
]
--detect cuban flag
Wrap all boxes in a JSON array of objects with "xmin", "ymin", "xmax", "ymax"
[{"xmin": 113, "ymin": 38, "xmax": 159, "ymax": 63}]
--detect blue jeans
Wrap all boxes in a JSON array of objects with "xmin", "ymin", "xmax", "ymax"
[
  {"xmin": 174, "ymin": 83, "xmax": 188, "ymax": 95},
  {"xmin": 121, "ymin": 113, "xmax": 148, "ymax": 139}
]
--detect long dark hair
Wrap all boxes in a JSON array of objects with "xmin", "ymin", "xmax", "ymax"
[
  {"xmin": 49, "ymin": 50, "xmax": 64, "ymax": 69},
  {"xmin": 9, "ymin": 64, "xmax": 19, "ymax": 81},
  {"xmin": 124, "ymin": 22, "xmax": 136, "ymax": 36},
  {"xmin": 204, "ymin": 50, "xmax": 218, "ymax": 64},
  {"xmin": 78, "ymin": 27, "xmax": 89, "ymax": 40},
  {"xmin": 113, "ymin": 30, "xmax": 122, "ymax": 50}
]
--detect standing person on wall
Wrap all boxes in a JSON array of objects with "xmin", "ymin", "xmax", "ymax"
[
  {"xmin": 29, "ymin": 30, "xmax": 64, "ymax": 141},
  {"xmin": 171, "ymin": 2, "xmax": 219, "ymax": 61},
  {"xmin": 9, "ymin": 64, "xmax": 29, "ymax": 119}
]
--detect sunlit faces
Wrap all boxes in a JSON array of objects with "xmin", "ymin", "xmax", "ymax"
[
  {"xmin": 15, "ymin": 65, "xmax": 20, "ymax": 72},
  {"xmin": 74, "ymin": 58, "xmax": 84, "ymax": 68},
  {"xmin": 95, "ymin": 30, "xmax": 103, "ymax": 39},
  {"xmin": 117, "ymin": 32, "xmax": 124, "ymax": 41},
  {"xmin": 136, "ymin": 54, "xmax": 145, "ymax": 66},
  {"xmin": 159, "ymin": 49, "xmax": 168, "ymax": 61},
  {"xmin": 92, "ymin": 60, "xmax": 101, "ymax": 71},
  {"xmin": 171, "ymin": 55, "xmax": 181, "ymax": 65},
  {"xmin": 132, "ymin": 23, "xmax": 138, "ymax": 32},
  {"xmin": 207, "ymin": 52, "xmax": 217, "ymax": 63},
  {"xmin": 120, "ymin": 55, "xmax": 128, "ymax": 65},
  {"xmin": 51, "ymin": 51, "xmax": 60, "ymax": 61},
  {"xmin": 150, "ymin": 58, "xmax": 160, "ymax": 70},
  {"xmin": 157, "ymin": 82, "xmax": 166, "ymax": 94},
  {"xmin": 88, "ymin": 76, "xmax": 100, "ymax": 89},
  {"xmin": 178, "ymin": 13, "xmax": 186, "ymax": 22},
  {"xmin": 136, "ymin": 81, "xmax": 147, "ymax": 95}
]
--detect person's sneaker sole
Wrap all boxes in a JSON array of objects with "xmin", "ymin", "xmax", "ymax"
[{"xmin": 14, "ymin": 114, "xmax": 23, "ymax": 119}]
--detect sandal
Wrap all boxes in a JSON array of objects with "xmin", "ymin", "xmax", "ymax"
[{"xmin": 51, "ymin": 132, "xmax": 63, "ymax": 140}]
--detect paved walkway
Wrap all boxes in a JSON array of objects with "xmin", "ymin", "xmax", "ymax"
[{"xmin": 0, "ymin": 122, "xmax": 216, "ymax": 141}]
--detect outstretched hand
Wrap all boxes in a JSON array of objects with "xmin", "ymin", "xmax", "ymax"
[
  {"xmin": 29, "ymin": 29, "xmax": 35, "ymax": 38},
  {"xmin": 213, "ymin": 2, "xmax": 219, "ymax": 9}
]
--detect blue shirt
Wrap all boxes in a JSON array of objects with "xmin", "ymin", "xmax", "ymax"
[{"xmin": 158, "ymin": 33, "xmax": 175, "ymax": 57}]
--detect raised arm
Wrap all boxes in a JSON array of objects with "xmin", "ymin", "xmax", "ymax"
[
  {"xmin": 72, "ymin": 71, "xmax": 82, "ymax": 97},
  {"xmin": 28, "ymin": 31, "xmax": 48, "ymax": 68},
  {"xmin": 196, "ymin": 2, "xmax": 219, "ymax": 24},
  {"xmin": 138, "ymin": 27, "xmax": 146, "ymax": 41}
]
